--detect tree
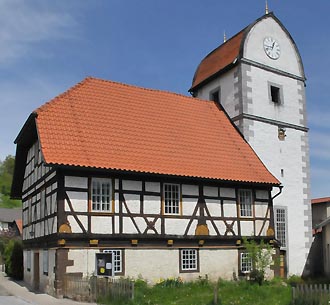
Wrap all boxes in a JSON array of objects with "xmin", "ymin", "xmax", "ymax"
[
  {"xmin": 242, "ymin": 237, "xmax": 274, "ymax": 285},
  {"xmin": 4, "ymin": 238, "xmax": 23, "ymax": 280},
  {"xmin": 0, "ymin": 155, "xmax": 21, "ymax": 208}
]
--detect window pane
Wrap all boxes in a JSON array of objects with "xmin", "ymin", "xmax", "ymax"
[
  {"xmin": 239, "ymin": 190, "xmax": 252, "ymax": 217},
  {"xmin": 92, "ymin": 179, "xmax": 112, "ymax": 212},
  {"xmin": 164, "ymin": 184, "xmax": 180, "ymax": 215},
  {"xmin": 181, "ymin": 249, "xmax": 197, "ymax": 271},
  {"xmin": 275, "ymin": 208, "xmax": 287, "ymax": 247}
]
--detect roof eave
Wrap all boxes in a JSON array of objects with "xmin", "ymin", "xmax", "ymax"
[{"xmin": 50, "ymin": 163, "xmax": 279, "ymax": 187}]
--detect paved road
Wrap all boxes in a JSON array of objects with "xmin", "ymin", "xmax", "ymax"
[
  {"xmin": 0, "ymin": 278, "xmax": 32, "ymax": 305},
  {"xmin": 0, "ymin": 272, "xmax": 96, "ymax": 305}
]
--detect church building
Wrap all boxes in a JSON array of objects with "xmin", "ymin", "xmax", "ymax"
[
  {"xmin": 189, "ymin": 12, "xmax": 312, "ymax": 276},
  {"xmin": 11, "ymin": 10, "xmax": 311, "ymax": 297}
]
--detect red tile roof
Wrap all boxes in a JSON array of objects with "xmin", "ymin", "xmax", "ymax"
[
  {"xmin": 190, "ymin": 30, "xmax": 244, "ymax": 91},
  {"xmin": 14, "ymin": 219, "xmax": 23, "ymax": 235},
  {"xmin": 35, "ymin": 77, "xmax": 279, "ymax": 185},
  {"xmin": 311, "ymin": 197, "xmax": 330, "ymax": 205}
]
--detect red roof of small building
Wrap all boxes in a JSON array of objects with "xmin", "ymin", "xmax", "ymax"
[
  {"xmin": 33, "ymin": 77, "xmax": 279, "ymax": 185},
  {"xmin": 311, "ymin": 197, "xmax": 330, "ymax": 205},
  {"xmin": 14, "ymin": 219, "xmax": 23, "ymax": 235}
]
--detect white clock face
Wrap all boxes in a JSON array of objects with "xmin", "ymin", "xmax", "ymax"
[{"xmin": 263, "ymin": 37, "xmax": 281, "ymax": 60}]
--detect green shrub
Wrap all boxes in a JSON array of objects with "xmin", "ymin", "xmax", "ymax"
[
  {"xmin": 4, "ymin": 239, "xmax": 23, "ymax": 280},
  {"xmin": 286, "ymin": 275, "xmax": 304, "ymax": 287}
]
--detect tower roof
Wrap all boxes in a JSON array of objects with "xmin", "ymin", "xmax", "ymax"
[{"xmin": 190, "ymin": 13, "xmax": 305, "ymax": 92}]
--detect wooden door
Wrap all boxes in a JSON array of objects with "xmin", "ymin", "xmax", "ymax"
[{"xmin": 33, "ymin": 252, "xmax": 40, "ymax": 291}]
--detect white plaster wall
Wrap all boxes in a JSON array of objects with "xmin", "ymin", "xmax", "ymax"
[
  {"xmin": 67, "ymin": 249, "xmax": 99, "ymax": 276},
  {"xmin": 256, "ymin": 190, "xmax": 269, "ymax": 200},
  {"xmin": 68, "ymin": 215, "xmax": 87, "ymax": 233},
  {"xmin": 23, "ymin": 250, "xmax": 32, "ymax": 287},
  {"xmin": 255, "ymin": 202, "xmax": 269, "ymax": 218},
  {"xmin": 39, "ymin": 250, "xmax": 56, "ymax": 296},
  {"xmin": 248, "ymin": 65, "xmax": 303, "ymax": 125},
  {"xmin": 123, "ymin": 217, "xmax": 147, "ymax": 234},
  {"xmin": 144, "ymin": 196, "xmax": 161, "ymax": 214},
  {"xmin": 206, "ymin": 199, "xmax": 221, "ymax": 217},
  {"xmin": 223, "ymin": 200, "xmax": 237, "ymax": 217},
  {"xmin": 255, "ymin": 220, "xmax": 269, "ymax": 236},
  {"xmin": 248, "ymin": 120, "xmax": 307, "ymax": 274},
  {"xmin": 125, "ymin": 249, "xmax": 179, "ymax": 282},
  {"xmin": 65, "ymin": 191, "xmax": 88, "ymax": 212},
  {"xmin": 166, "ymin": 219, "xmax": 189, "ymax": 235},
  {"xmin": 124, "ymin": 249, "xmax": 239, "ymax": 282},
  {"xmin": 220, "ymin": 188, "xmax": 235, "ymax": 198},
  {"xmin": 182, "ymin": 198, "xmax": 198, "ymax": 216},
  {"xmin": 213, "ymin": 220, "xmax": 227, "ymax": 235},
  {"xmin": 200, "ymin": 249, "xmax": 238, "ymax": 280},
  {"xmin": 124, "ymin": 194, "xmax": 140, "ymax": 214},
  {"xmin": 122, "ymin": 180, "xmax": 142, "ymax": 191},
  {"xmin": 145, "ymin": 182, "xmax": 160, "ymax": 193},
  {"xmin": 64, "ymin": 176, "xmax": 88, "ymax": 189},
  {"xmin": 91, "ymin": 216, "xmax": 112, "ymax": 234},
  {"xmin": 196, "ymin": 69, "xmax": 238, "ymax": 119},
  {"xmin": 240, "ymin": 221, "xmax": 254, "ymax": 236},
  {"xmin": 204, "ymin": 186, "xmax": 218, "ymax": 197},
  {"xmin": 182, "ymin": 184, "xmax": 198, "ymax": 196},
  {"xmin": 244, "ymin": 16, "xmax": 303, "ymax": 77}
]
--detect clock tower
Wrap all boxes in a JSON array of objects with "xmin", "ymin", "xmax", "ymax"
[{"xmin": 189, "ymin": 12, "xmax": 312, "ymax": 276}]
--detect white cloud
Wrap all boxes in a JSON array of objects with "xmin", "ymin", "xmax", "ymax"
[{"xmin": 0, "ymin": 0, "xmax": 78, "ymax": 63}]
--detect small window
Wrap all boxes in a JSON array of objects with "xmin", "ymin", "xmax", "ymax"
[
  {"xmin": 180, "ymin": 249, "xmax": 199, "ymax": 272},
  {"xmin": 270, "ymin": 85, "xmax": 280, "ymax": 103},
  {"xmin": 210, "ymin": 88, "xmax": 221, "ymax": 104},
  {"xmin": 103, "ymin": 249, "xmax": 123, "ymax": 275},
  {"xmin": 240, "ymin": 252, "xmax": 252, "ymax": 273},
  {"xmin": 239, "ymin": 189, "xmax": 253, "ymax": 217},
  {"xmin": 43, "ymin": 249, "xmax": 48, "ymax": 275},
  {"xmin": 91, "ymin": 178, "xmax": 112, "ymax": 212},
  {"xmin": 164, "ymin": 183, "xmax": 180, "ymax": 215},
  {"xmin": 275, "ymin": 208, "xmax": 287, "ymax": 248},
  {"xmin": 26, "ymin": 250, "xmax": 31, "ymax": 271}
]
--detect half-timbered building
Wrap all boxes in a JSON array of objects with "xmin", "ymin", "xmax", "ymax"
[{"xmin": 11, "ymin": 77, "xmax": 280, "ymax": 296}]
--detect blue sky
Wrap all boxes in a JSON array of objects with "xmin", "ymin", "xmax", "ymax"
[{"xmin": 0, "ymin": 1, "xmax": 328, "ymax": 198}]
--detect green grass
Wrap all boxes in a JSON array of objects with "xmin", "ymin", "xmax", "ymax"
[{"xmin": 98, "ymin": 278, "xmax": 292, "ymax": 305}]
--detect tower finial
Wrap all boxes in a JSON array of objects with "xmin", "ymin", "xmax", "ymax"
[
  {"xmin": 223, "ymin": 31, "xmax": 227, "ymax": 43},
  {"xmin": 265, "ymin": 0, "xmax": 269, "ymax": 14}
]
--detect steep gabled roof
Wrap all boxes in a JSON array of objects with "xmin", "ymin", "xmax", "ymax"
[
  {"xmin": 190, "ymin": 29, "xmax": 244, "ymax": 91},
  {"xmin": 31, "ymin": 77, "xmax": 278, "ymax": 185},
  {"xmin": 190, "ymin": 12, "xmax": 305, "ymax": 92}
]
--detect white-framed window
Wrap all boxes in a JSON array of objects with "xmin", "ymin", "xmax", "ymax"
[
  {"xmin": 240, "ymin": 252, "xmax": 252, "ymax": 273},
  {"xmin": 275, "ymin": 207, "xmax": 287, "ymax": 248},
  {"xmin": 268, "ymin": 82, "xmax": 283, "ymax": 105},
  {"xmin": 180, "ymin": 249, "xmax": 198, "ymax": 272},
  {"xmin": 103, "ymin": 249, "xmax": 123, "ymax": 275},
  {"xmin": 164, "ymin": 183, "xmax": 180, "ymax": 215},
  {"xmin": 239, "ymin": 189, "xmax": 253, "ymax": 217},
  {"xmin": 43, "ymin": 249, "xmax": 48, "ymax": 275},
  {"xmin": 26, "ymin": 250, "xmax": 31, "ymax": 271},
  {"xmin": 91, "ymin": 178, "xmax": 112, "ymax": 212}
]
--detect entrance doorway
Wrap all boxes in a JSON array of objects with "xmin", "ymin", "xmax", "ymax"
[{"xmin": 33, "ymin": 252, "xmax": 40, "ymax": 291}]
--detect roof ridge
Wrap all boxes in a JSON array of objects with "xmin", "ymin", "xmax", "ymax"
[
  {"xmin": 35, "ymin": 77, "xmax": 91, "ymax": 114},
  {"xmin": 86, "ymin": 76, "xmax": 205, "ymax": 102}
]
